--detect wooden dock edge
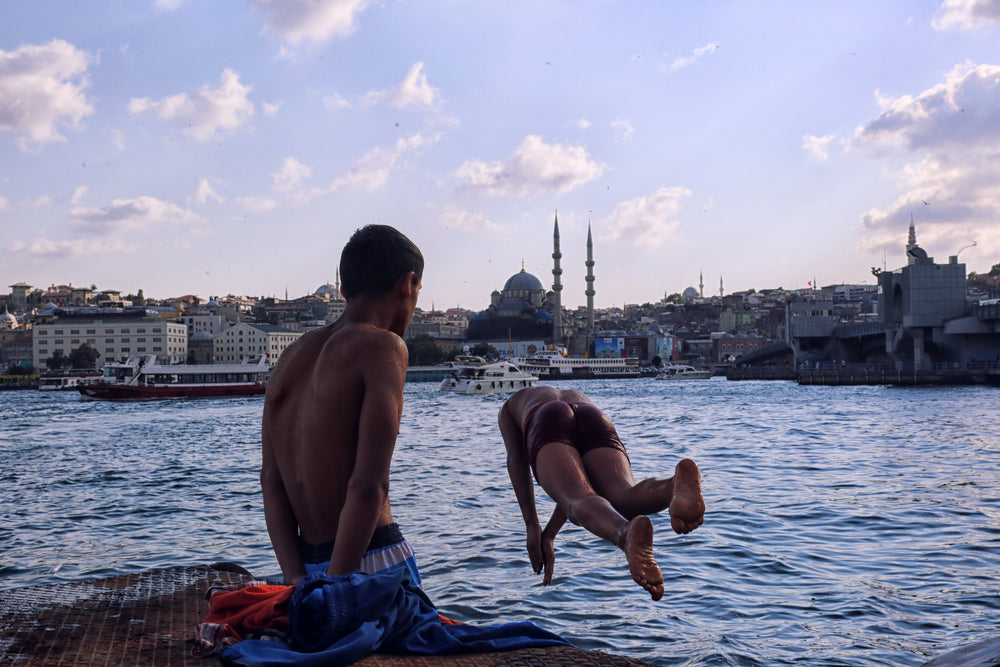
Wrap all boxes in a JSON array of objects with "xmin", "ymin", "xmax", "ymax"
[{"xmin": 0, "ymin": 563, "xmax": 655, "ymax": 666}]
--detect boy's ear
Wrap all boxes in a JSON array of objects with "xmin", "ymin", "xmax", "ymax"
[{"xmin": 398, "ymin": 271, "xmax": 417, "ymax": 298}]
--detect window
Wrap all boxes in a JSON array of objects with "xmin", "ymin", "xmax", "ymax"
[
  {"xmin": 71, "ymin": 329, "xmax": 80, "ymax": 334},
  {"xmin": 38, "ymin": 330, "xmax": 47, "ymax": 336},
  {"xmin": 137, "ymin": 337, "xmax": 146, "ymax": 342},
  {"xmin": 87, "ymin": 329, "xmax": 96, "ymax": 334},
  {"xmin": 153, "ymin": 337, "xmax": 162, "ymax": 342},
  {"xmin": 54, "ymin": 330, "xmax": 63, "ymax": 335},
  {"xmin": 138, "ymin": 347, "xmax": 146, "ymax": 352}
]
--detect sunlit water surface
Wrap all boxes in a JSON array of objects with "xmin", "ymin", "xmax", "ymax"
[{"xmin": 1, "ymin": 379, "xmax": 998, "ymax": 666}]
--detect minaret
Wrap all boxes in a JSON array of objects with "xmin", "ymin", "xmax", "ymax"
[
  {"xmin": 585, "ymin": 223, "xmax": 596, "ymax": 334},
  {"xmin": 907, "ymin": 215, "xmax": 918, "ymax": 265},
  {"xmin": 719, "ymin": 275, "xmax": 724, "ymax": 298},
  {"xmin": 551, "ymin": 212, "xmax": 563, "ymax": 342},
  {"xmin": 699, "ymin": 270, "xmax": 704, "ymax": 299}
]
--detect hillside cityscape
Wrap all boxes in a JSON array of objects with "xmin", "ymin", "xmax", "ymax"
[{"xmin": 2, "ymin": 222, "xmax": 999, "ymax": 380}]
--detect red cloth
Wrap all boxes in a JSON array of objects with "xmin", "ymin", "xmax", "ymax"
[{"xmin": 202, "ymin": 584, "xmax": 294, "ymax": 636}]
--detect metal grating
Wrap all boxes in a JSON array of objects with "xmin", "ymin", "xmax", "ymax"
[{"xmin": 0, "ymin": 564, "xmax": 651, "ymax": 666}]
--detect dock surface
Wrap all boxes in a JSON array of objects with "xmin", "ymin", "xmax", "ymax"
[{"xmin": 0, "ymin": 564, "xmax": 652, "ymax": 666}]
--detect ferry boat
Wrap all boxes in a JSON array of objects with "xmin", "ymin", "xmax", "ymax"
[
  {"xmin": 439, "ymin": 356, "xmax": 538, "ymax": 394},
  {"xmin": 78, "ymin": 355, "xmax": 269, "ymax": 401},
  {"xmin": 509, "ymin": 347, "xmax": 640, "ymax": 379},
  {"xmin": 655, "ymin": 364, "xmax": 713, "ymax": 380}
]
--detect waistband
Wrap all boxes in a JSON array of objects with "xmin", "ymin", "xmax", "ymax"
[{"xmin": 300, "ymin": 522, "xmax": 404, "ymax": 564}]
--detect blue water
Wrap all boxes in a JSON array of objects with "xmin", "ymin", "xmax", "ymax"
[{"xmin": 1, "ymin": 379, "xmax": 998, "ymax": 666}]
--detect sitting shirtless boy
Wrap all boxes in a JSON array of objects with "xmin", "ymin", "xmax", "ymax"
[
  {"xmin": 498, "ymin": 386, "xmax": 705, "ymax": 601},
  {"xmin": 260, "ymin": 225, "xmax": 423, "ymax": 586}
]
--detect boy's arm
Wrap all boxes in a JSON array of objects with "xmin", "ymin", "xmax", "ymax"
[
  {"xmin": 327, "ymin": 332, "xmax": 407, "ymax": 576},
  {"xmin": 260, "ymin": 434, "xmax": 306, "ymax": 585},
  {"xmin": 539, "ymin": 505, "xmax": 567, "ymax": 585},
  {"xmin": 498, "ymin": 401, "xmax": 544, "ymax": 573}
]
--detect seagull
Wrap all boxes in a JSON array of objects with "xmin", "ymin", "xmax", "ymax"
[{"xmin": 922, "ymin": 200, "xmax": 931, "ymax": 205}]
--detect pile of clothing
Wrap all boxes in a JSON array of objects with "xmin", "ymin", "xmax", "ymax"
[{"xmin": 194, "ymin": 564, "xmax": 570, "ymax": 666}]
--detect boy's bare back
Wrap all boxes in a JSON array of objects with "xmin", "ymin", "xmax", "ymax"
[{"xmin": 261, "ymin": 320, "xmax": 409, "ymax": 581}]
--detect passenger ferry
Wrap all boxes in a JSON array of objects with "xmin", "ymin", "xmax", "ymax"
[
  {"xmin": 509, "ymin": 347, "xmax": 640, "ymax": 379},
  {"xmin": 78, "ymin": 355, "xmax": 269, "ymax": 401},
  {"xmin": 439, "ymin": 356, "xmax": 538, "ymax": 394}
]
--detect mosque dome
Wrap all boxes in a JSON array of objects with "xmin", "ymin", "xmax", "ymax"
[
  {"xmin": 682, "ymin": 287, "xmax": 700, "ymax": 302},
  {"xmin": 535, "ymin": 311, "xmax": 552, "ymax": 320},
  {"xmin": 190, "ymin": 331, "xmax": 214, "ymax": 342},
  {"xmin": 0, "ymin": 310, "xmax": 17, "ymax": 329},
  {"xmin": 315, "ymin": 283, "xmax": 338, "ymax": 297},
  {"xmin": 503, "ymin": 270, "xmax": 543, "ymax": 293}
]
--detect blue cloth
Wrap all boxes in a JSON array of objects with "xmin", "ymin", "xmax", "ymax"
[{"xmin": 221, "ymin": 563, "xmax": 571, "ymax": 666}]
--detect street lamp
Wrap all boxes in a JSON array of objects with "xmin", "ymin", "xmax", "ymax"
[{"xmin": 956, "ymin": 241, "xmax": 977, "ymax": 259}]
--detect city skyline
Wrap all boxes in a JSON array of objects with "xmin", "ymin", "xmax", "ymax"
[{"xmin": 2, "ymin": 1, "xmax": 1000, "ymax": 311}]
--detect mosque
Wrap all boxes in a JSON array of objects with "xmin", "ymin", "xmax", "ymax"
[{"xmin": 466, "ymin": 214, "xmax": 596, "ymax": 342}]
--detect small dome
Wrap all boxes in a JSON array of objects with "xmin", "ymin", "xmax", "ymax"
[
  {"xmin": 503, "ymin": 270, "xmax": 543, "ymax": 292},
  {"xmin": 535, "ymin": 311, "xmax": 552, "ymax": 320},
  {"xmin": 0, "ymin": 311, "xmax": 17, "ymax": 329},
  {"xmin": 682, "ymin": 287, "xmax": 699, "ymax": 302},
  {"xmin": 190, "ymin": 331, "xmax": 214, "ymax": 342},
  {"xmin": 315, "ymin": 283, "xmax": 338, "ymax": 296}
]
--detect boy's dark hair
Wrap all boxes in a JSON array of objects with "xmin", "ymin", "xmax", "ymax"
[{"xmin": 339, "ymin": 225, "xmax": 423, "ymax": 300}]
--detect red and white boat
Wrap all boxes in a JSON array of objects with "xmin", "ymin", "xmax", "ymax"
[{"xmin": 78, "ymin": 355, "xmax": 268, "ymax": 401}]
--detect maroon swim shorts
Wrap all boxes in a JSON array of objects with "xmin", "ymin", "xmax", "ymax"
[{"xmin": 523, "ymin": 401, "xmax": 629, "ymax": 478}]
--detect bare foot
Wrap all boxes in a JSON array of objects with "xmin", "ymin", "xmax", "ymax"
[
  {"xmin": 624, "ymin": 516, "xmax": 663, "ymax": 601},
  {"xmin": 669, "ymin": 458, "xmax": 705, "ymax": 534}
]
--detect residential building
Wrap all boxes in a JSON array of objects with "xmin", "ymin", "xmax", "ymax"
[
  {"xmin": 32, "ymin": 307, "xmax": 188, "ymax": 370},
  {"xmin": 213, "ymin": 322, "xmax": 301, "ymax": 367}
]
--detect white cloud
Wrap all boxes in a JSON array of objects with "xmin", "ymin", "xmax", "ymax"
[
  {"xmin": 273, "ymin": 156, "xmax": 311, "ymax": 194},
  {"xmin": 0, "ymin": 40, "xmax": 94, "ymax": 149},
  {"xmin": 262, "ymin": 100, "xmax": 283, "ymax": 116},
  {"xmin": 71, "ymin": 195, "xmax": 203, "ymax": 235},
  {"xmin": 70, "ymin": 185, "xmax": 88, "ymax": 204},
  {"xmin": 854, "ymin": 61, "xmax": 1000, "ymax": 251},
  {"xmin": 249, "ymin": 0, "xmax": 370, "ymax": 46},
  {"xmin": 803, "ymin": 134, "xmax": 835, "ymax": 160},
  {"xmin": 0, "ymin": 195, "xmax": 8, "ymax": 211},
  {"xmin": 155, "ymin": 0, "xmax": 184, "ymax": 9},
  {"xmin": 455, "ymin": 135, "xmax": 603, "ymax": 197},
  {"xmin": 665, "ymin": 43, "xmax": 719, "ymax": 72},
  {"xmin": 576, "ymin": 119, "xmax": 592, "ymax": 130},
  {"xmin": 237, "ymin": 195, "xmax": 279, "ymax": 213},
  {"xmin": 128, "ymin": 68, "xmax": 254, "ymax": 142},
  {"xmin": 389, "ymin": 63, "xmax": 438, "ymax": 109},
  {"xmin": 612, "ymin": 119, "xmax": 634, "ymax": 141},
  {"xmin": 10, "ymin": 237, "xmax": 134, "ymax": 258},
  {"xmin": 191, "ymin": 178, "xmax": 225, "ymax": 206},
  {"xmin": 933, "ymin": 0, "xmax": 1000, "ymax": 29},
  {"xmin": 330, "ymin": 62, "xmax": 440, "ymax": 111},
  {"xmin": 601, "ymin": 186, "xmax": 692, "ymax": 247},
  {"xmin": 328, "ymin": 130, "xmax": 440, "ymax": 192}
]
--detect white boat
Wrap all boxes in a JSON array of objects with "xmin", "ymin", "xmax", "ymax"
[
  {"xmin": 38, "ymin": 374, "xmax": 103, "ymax": 391},
  {"xmin": 655, "ymin": 364, "xmax": 713, "ymax": 380},
  {"xmin": 509, "ymin": 346, "xmax": 640, "ymax": 379},
  {"xmin": 439, "ymin": 357, "xmax": 538, "ymax": 394}
]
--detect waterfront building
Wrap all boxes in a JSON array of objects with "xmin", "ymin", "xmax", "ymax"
[
  {"xmin": 877, "ymin": 223, "xmax": 968, "ymax": 369},
  {"xmin": 213, "ymin": 321, "xmax": 301, "ymax": 367},
  {"xmin": 32, "ymin": 307, "xmax": 188, "ymax": 370}
]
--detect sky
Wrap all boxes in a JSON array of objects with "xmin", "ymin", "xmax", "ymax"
[{"xmin": 2, "ymin": 0, "xmax": 1000, "ymax": 311}]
